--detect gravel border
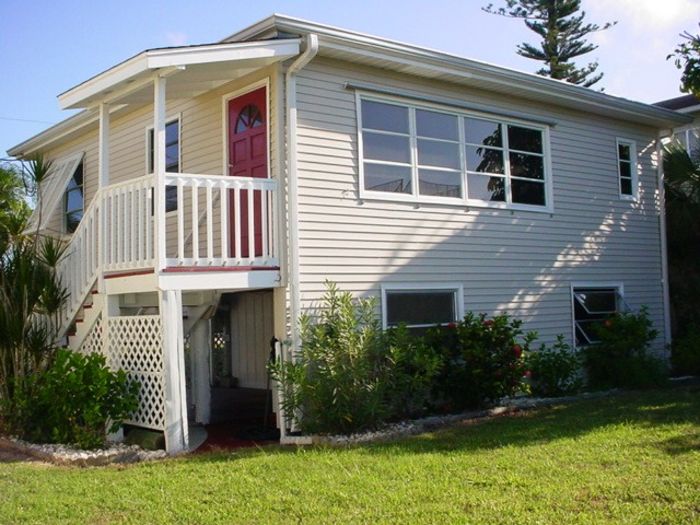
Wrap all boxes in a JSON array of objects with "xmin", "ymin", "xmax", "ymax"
[
  {"xmin": 0, "ymin": 436, "xmax": 166, "ymax": 466},
  {"xmin": 307, "ymin": 389, "xmax": 618, "ymax": 446}
]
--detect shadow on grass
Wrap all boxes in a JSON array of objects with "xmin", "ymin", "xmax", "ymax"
[{"xmin": 181, "ymin": 384, "xmax": 700, "ymax": 465}]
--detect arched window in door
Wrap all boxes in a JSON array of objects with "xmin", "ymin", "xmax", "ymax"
[{"xmin": 234, "ymin": 104, "xmax": 263, "ymax": 133}]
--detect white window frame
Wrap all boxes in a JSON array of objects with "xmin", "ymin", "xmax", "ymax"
[
  {"xmin": 616, "ymin": 138, "xmax": 638, "ymax": 201},
  {"xmin": 381, "ymin": 283, "xmax": 464, "ymax": 330},
  {"xmin": 356, "ymin": 91, "xmax": 554, "ymax": 214},
  {"xmin": 570, "ymin": 282, "xmax": 624, "ymax": 348}
]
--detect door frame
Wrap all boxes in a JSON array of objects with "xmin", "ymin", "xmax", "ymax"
[{"xmin": 221, "ymin": 77, "xmax": 271, "ymax": 180}]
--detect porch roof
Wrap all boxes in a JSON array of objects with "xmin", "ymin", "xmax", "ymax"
[{"xmin": 58, "ymin": 38, "xmax": 301, "ymax": 110}]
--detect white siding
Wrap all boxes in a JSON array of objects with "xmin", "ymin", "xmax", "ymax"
[
  {"xmin": 294, "ymin": 57, "xmax": 665, "ymax": 349},
  {"xmin": 230, "ymin": 290, "xmax": 274, "ymax": 389}
]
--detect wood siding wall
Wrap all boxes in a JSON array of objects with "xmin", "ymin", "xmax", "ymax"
[
  {"xmin": 294, "ymin": 57, "xmax": 665, "ymax": 349},
  {"xmin": 229, "ymin": 290, "xmax": 274, "ymax": 389}
]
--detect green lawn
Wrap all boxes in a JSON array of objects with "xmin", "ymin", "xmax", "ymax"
[{"xmin": 1, "ymin": 385, "xmax": 699, "ymax": 524}]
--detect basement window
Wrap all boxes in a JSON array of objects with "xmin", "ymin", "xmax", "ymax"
[
  {"xmin": 572, "ymin": 286, "xmax": 624, "ymax": 346},
  {"xmin": 382, "ymin": 285, "xmax": 462, "ymax": 335}
]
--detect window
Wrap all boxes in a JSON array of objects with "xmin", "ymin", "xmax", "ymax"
[
  {"xmin": 359, "ymin": 96, "xmax": 550, "ymax": 210},
  {"xmin": 572, "ymin": 286, "xmax": 624, "ymax": 346},
  {"xmin": 64, "ymin": 161, "xmax": 84, "ymax": 233},
  {"xmin": 382, "ymin": 285, "xmax": 462, "ymax": 334},
  {"xmin": 148, "ymin": 118, "xmax": 180, "ymax": 212},
  {"xmin": 616, "ymin": 139, "xmax": 637, "ymax": 200},
  {"xmin": 673, "ymin": 127, "xmax": 700, "ymax": 157}
]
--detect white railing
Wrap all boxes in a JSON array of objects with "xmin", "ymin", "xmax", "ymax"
[
  {"xmin": 165, "ymin": 173, "xmax": 278, "ymax": 268},
  {"xmin": 102, "ymin": 176, "xmax": 155, "ymax": 272}
]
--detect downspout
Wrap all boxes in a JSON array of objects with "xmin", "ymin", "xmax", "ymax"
[
  {"xmin": 657, "ymin": 131, "xmax": 672, "ymax": 353},
  {"xmin": 285, "ymin": 34, "xmax": 319, "ymax": 353}
]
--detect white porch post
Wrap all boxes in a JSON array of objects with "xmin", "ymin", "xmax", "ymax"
[
  {"xmin": 191, "ymin": 318, "xmax": 211, "ymax": 424},
  {"xmin": 97, "ymin": 103, "xmax": 110, "ymax": 292},
  {"xmin": 160, "ymin": 289, "xmax": 189, "ymax": 453},
  {"xmin": 153, "ymin": 75, "xmax": 167, "ymax": 272}
]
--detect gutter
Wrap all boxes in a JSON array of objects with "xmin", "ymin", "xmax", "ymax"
[{"xmin": 285, "ymin": 34, "xmax": 318, "ymax": 354}]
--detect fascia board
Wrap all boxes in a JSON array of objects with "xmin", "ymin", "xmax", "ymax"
[{"xmin": 145, "ymin": 39, "xmax": 300, "ymax": 68}]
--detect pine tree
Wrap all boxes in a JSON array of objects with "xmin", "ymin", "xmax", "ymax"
[
  {"xmin": 483, "ymin": 0, "xmax": 616, "ymax": 88},
  {"xmin": 669, "ymin": 24, "xmax": 700, "ymax": 96}
]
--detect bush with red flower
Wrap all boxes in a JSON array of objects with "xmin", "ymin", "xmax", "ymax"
[{"xmin": 425, "ymin": 312, "xmax": 536, "ymax": 410}]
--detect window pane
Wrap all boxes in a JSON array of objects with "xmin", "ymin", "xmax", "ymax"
[
  {"xmin": 166, "ymin": 144, "xmax": 179, "ymax": 172},
  {"xmin": 386, "ymin": 291, "xmax": 455, "ymax": 326},
  {"xmin": 419, "ymin": 169, "xmax": 461, "ymax": 198},
  {"xmin": 508, "ymin": 126, "xmax": 542, "ymax": 153},
  {"xmin": 673, "ymin": 131, "xmax": 688, "ymax": 149},
  {"xmin": 417, "ymin": 139, "xmax": 460, "ymax": 169},
  {"xmin": 363, "ymin": 132, "xmax": 411, "ymax": 163},
  {"xmin": 465, "ymin": 118, "xmax": 502, "ymax": 147},
  {"xmin": 575, "ymin": 289, "xmax": 617, "ymax": 314},
  {"xmin": 416, "ymin": 109, "xmax": 458, "ymax": 140},
  {"xmin": 618, "ymin": 161, "xmax": 631, "ymax": 179},
  {"xmin": 165, "ymin": 185, "xmax": 178, "ymax": 213},
  {"xmin": 689, "ymin": 128, "xmax": 700, "ymax": 156},
  {"xmin": 361, "ymin": 100, "xmax": 409, "ymax": 133},
  {"xmin": 72, "ymin": 162, "xmax": 83, "ymax": 187},
  {"xmin": 66, "ymin": 210, "xmax": 83, "ymax": 233},
  {"xmin": 620, "ymin": 177, "xmax": 632, "ymax": 195},
  {"xmin": 467, "ymin": 173, "xmax": 505, "ymax": 202},
  {"xmin": 166, "ymin": 121, "xmax": 179, "ymax": 145},
  {"xmin": 466, "ymin": 145, "xmax": 504, "ymax": 174},
  {"xmin": 618, "ymin": 143, "xmax": 631, "ymax": 161},
  {"xmin": 510, "ymin": 152, "xmax": 544, "ymax": 180},
  {"xmin": 512, "ymin": 179, "xmax": 546, "ymax": 206},
  {"xmin": 65, "ymin": 189, "xmax": 83, "ymax": 212},
  {"xmin": 364, "ymin": 163, "xmax": 412, "ymax": 193}
]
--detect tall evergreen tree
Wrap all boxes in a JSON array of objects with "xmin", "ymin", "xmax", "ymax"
[{"xmin": 483, "ymin": 0, "xmax": 616, "ymax": 88}]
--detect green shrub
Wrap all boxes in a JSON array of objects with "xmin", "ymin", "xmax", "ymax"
[
  {"xmin": 425, "ymin": 313, "xmax": 536, "ymax": 410},
  {"xmin": 270, "ymin": 283, "xmax": 386, "ymax": 435},
  {"xmin": 670, "ymin": 324, "xmax": 700, "ymax": 376},
  {"xmin": 525, "ymin": 335, "xmax": 582, "ymax": 397},
  {"xmin": 19, "ymin": 348, "xmax": 139, "ymax": 449},
  {"xmin": 381, "ymin": 326, "xmax": 442, "ymax": 419},
  {"xmin": 583, "ymin": 307, "xmax": 666, "ymax": 389}
]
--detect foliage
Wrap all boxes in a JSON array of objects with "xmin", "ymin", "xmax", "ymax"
[
  {"xmin": 0, "ymin": 162, "xmax": 31, "ymax": 255},
  {"xmin": 483, "ymin": 0, "xmax": 615, "ymax": 88},
  {"xmin": 583, "ymin": 307, "xmax": 666, "ymax": 389},
  {"xmin": 381, "ymin": 325, "xmax": 442, "ymax": 419},
  {"xmin": 17, "ymin": 349, "xmax": 139, "ymax": 449},
  {"xmin": 525, "ymin": 334, "xmax": 582, "ymax": 397},
  {"xmin": 670, "ymin": 323, "xmax": 700, "ymax": 376},
  {"xmin": 269, "ymin": 282, "xmax": 387, "ymax": 434},
  {"xmin": 425, "ymin": 313, "xmax": 536, "ymax": 410},
  {"xmin": 668, "ymin": 23, "xmax": 700, "ymax": 96}
]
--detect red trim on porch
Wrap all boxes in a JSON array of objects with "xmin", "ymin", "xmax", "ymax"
[
  {"xmin": 104, "ymin": 269, "xmax": 156, "ymax": 279},
  {"xmin": 163, "ymin": 266, "xmax": 280, "ymax": 273}
]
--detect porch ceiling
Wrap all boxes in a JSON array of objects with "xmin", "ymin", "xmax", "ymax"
[{"xmin": 59, "ymin": 39, "xmax": 301, "ymax": 109}]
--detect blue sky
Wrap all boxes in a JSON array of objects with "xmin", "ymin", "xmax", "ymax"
[{"xmin": 1, "ymin": 0, "xmax": 697, "ymax": 158}]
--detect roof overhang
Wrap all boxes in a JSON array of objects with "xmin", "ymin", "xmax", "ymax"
[
  {"xmin": 58, "ymin": 38, "xmax": 301, "ymax": 109},
  {"xmin": 225, "ymin": 14, "xmax": 692, "ymax": 129}
]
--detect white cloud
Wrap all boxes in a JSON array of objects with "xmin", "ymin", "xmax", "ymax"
[
  {"xmin": 165, "ymin": 31, "xmax": 188, "ymax": 47},
  {"xmin": 586, "ymin": 0, "xmax": 700, "ymax": 30}
]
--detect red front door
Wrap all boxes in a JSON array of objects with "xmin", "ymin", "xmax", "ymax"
[{"xmin": 228, "ymin": 87, "xmax": 267, "ymax": 258}]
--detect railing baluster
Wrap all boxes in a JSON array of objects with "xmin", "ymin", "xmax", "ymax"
[
  {"xmin": 206, "ymin": 183, "xmax": 213, "ymax": 263},
  {"xmin": 130, "ymin": 184, "xmax": 136, "ymax": 265},
  {"xmin": 177, "ymin": 178, "xmax": 185, "ymax": 262},
  {"xmin": 191, "ymin": 183, "xmax": 199, "ymax": 264},
  {"xmin": 247, "ymin": 182, "xmax": 254, "ymax": 264},
  {"xmin": 233, "ymin": 185, "xmax": 241, "ymax": 262},
  {"xmin": 261, "ymin": 187, "xmax": 268, "ymax": 262},
  {"xmin": 219, "ymin": 184, "xmax": 227, "ymax": 263}
]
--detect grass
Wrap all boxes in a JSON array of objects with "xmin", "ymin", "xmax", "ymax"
[{"xmin": 1, "ymin": 385, "xmax": 699, "ymax": 524}]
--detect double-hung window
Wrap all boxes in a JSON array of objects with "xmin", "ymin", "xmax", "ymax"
[
  {"xmin": 359, "ymin": 96, "xmax": 551, "ymax": 210},
  {"xmin": 148, "ymin": 118, "xmax": 180, "ymax": 212},
  {"xmin": 382, "ymin": 284, "xmax": 463, "ymax": 335},
  {"xmin": 616, "ymin": 139, "xmax": 637, "ymax": 200},
  {"xmin": 572, "ymin": 285, "xmax": 624, "ymax": 346}
]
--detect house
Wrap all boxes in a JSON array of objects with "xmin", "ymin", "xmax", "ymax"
[
  {"xmin": 655, "ymin": 94, "xmax": 700, "ymax": 155},
  {"xmin": 8, "ymin": 15, "xmax": 691, "ymax": 453}
]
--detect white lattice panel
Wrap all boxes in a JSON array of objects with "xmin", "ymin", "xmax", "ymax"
[
  {"xmin": 107, "ymin": 315, "xmax": 165, "ymax": 431},
  {"xmin": 78, "ymin": 314, "xmax": 104, "ymax": 356}
]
